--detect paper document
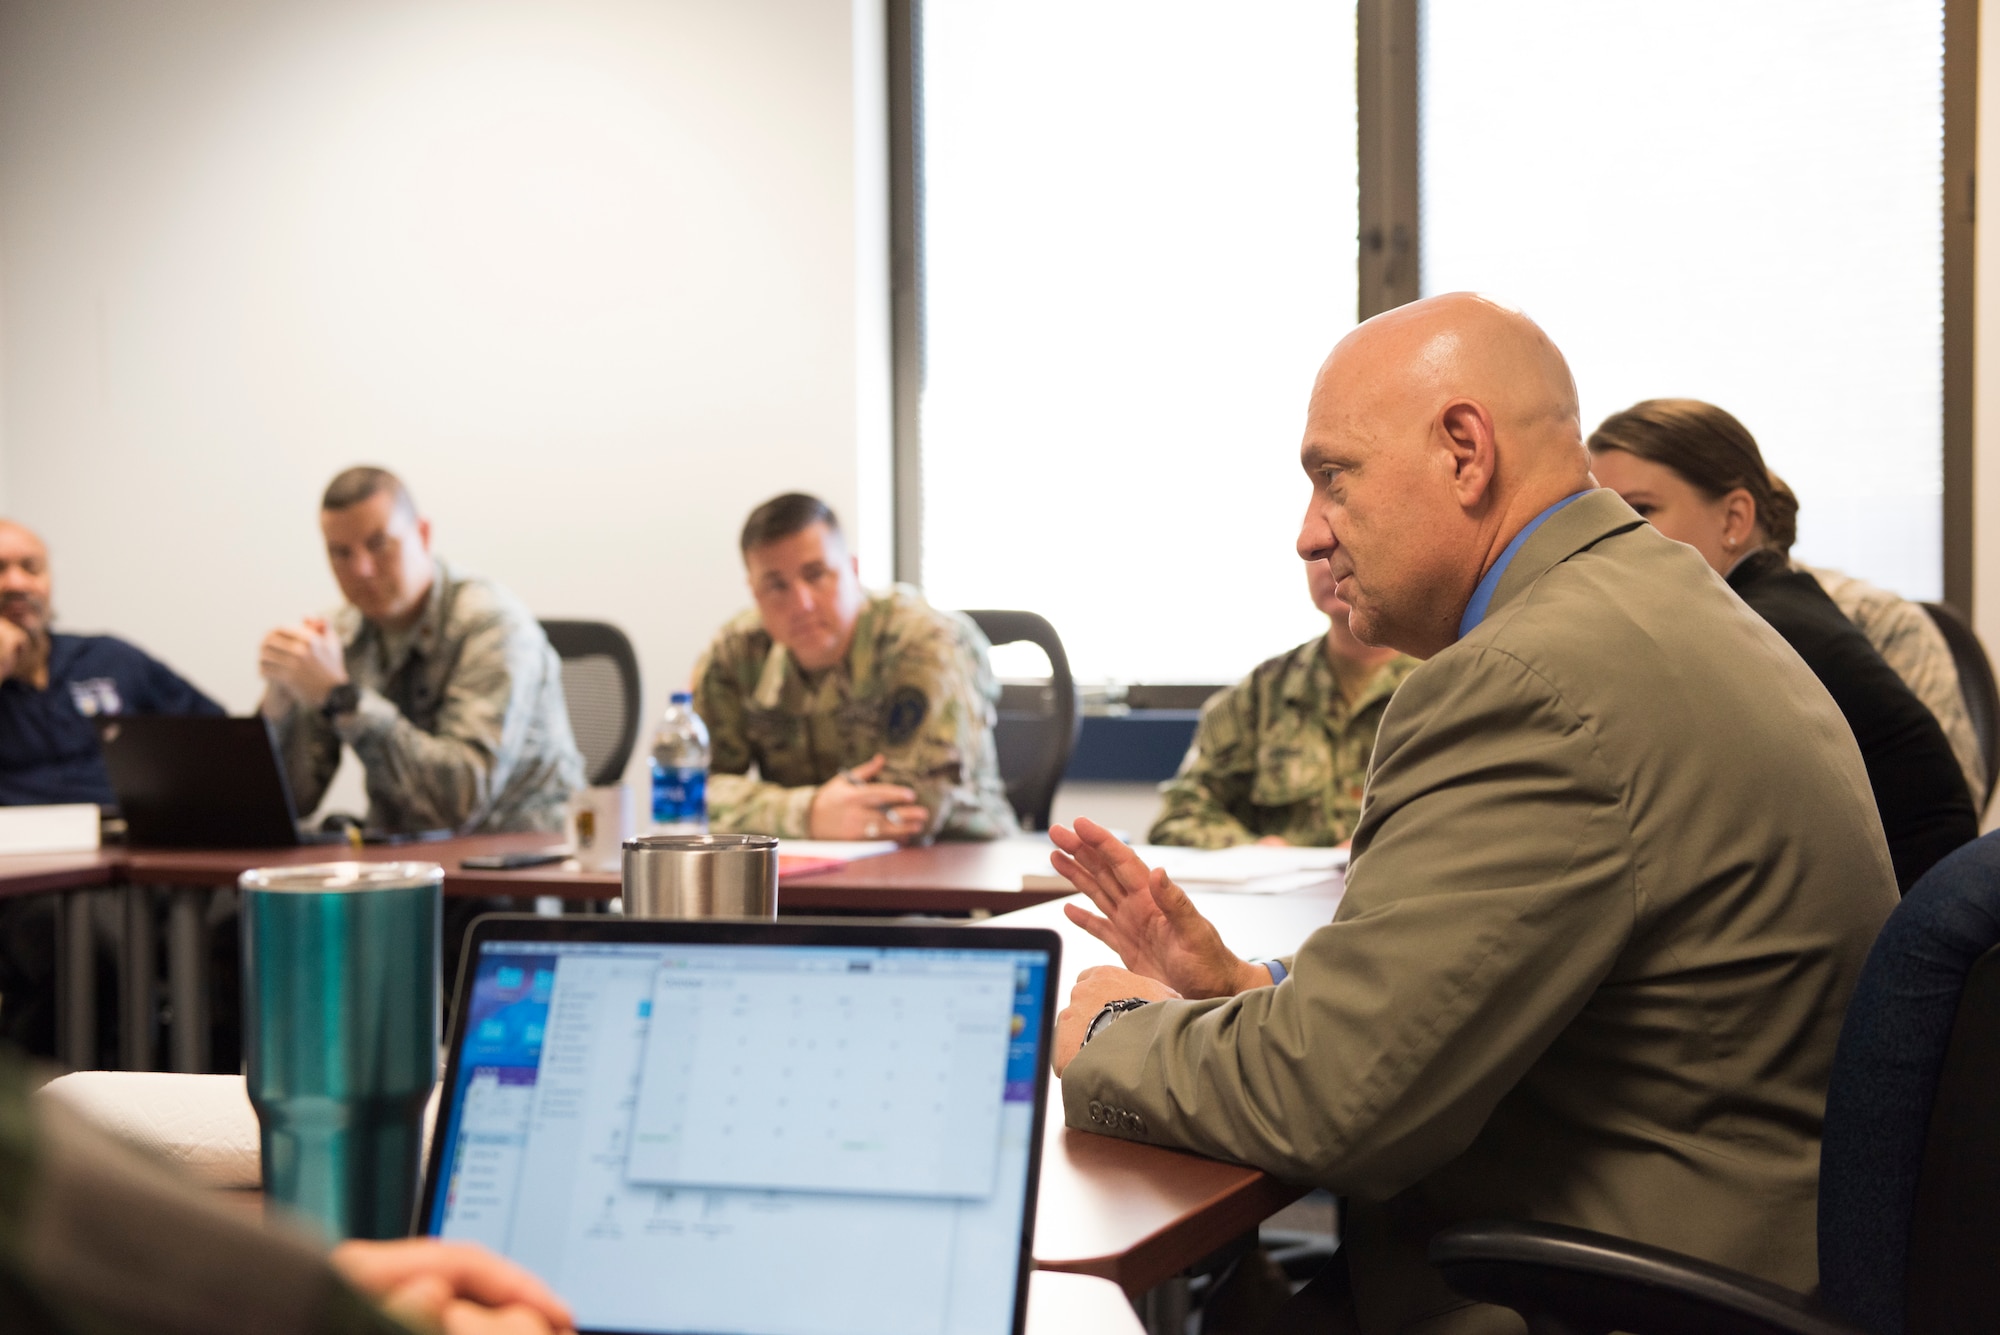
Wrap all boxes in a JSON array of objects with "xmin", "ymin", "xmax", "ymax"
[
  {"xmin": 775, "ymin": 839, "xmax": 900, "ymax": 861},
  {"xmin": 1022, "ymin": 842, "xmax": 1346, "ymax": 896},
  {"xmin": 1142, "ymin": 843, "xmax": 1348, "ymax": 884},
  {"xmin": 0, "ymin": 804, "xmax": 100, "ymax": 856}
]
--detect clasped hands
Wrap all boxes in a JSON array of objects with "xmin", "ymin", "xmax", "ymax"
[
  {"xmin": 258, "ymin": 616, "xmax": 349, "ymax": 713},
  {"xmin": 808, "ymin": 753, "xmax": 930, "ymax": 843},
  {"xmin": 1048, "ymin": 817, "xmax": 1271, "ymax": 1076}
]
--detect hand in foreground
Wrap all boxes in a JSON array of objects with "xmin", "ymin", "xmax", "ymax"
[
  {"xmin": 1052, "ymin": 965, "xmax": 1179, "ymax": 1076},
  {"xmin": 258, "ymin": 616, "xmax": 349, "ymax": 711},
  {"xmin": 331, "ymin": 1238, "xmax": 575, "ymax": 1335},
  {"xmin": 809, "ymin": 753, "xmax": 931, "ymax": 842},
  {"xmin": 1050, "ymin": 817, "xmax": 1270, "ymax": 1000}
]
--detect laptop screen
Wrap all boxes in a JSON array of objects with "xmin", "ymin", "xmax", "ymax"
[{"xmin": 424, "ymin": 930, "xmax": 1054, "ymax": 1335}]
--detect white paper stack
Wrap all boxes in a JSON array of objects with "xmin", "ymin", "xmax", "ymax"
[
  {"xmin": 37, "ymin": 1071, "xmax": 444, "ymax": 1190},
  {"xmin": 1146, "ymin": 843, "xmax": 1348, "ymax": 894},
  {"xmin": 775, "ymin": 839, "xmax": 901, "ymax": 861},
  {"xmin": 39, "ymin": 1071, "xmax": 262, "ymax": 1188},
  {"xmin": 0, "ymin": 803, "xmax": 100, "ymax": 855}
]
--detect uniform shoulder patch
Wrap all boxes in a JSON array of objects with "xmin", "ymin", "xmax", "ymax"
[{"xmin": 884, "ymin": 685, "xmax": 930, "ymax": 745}]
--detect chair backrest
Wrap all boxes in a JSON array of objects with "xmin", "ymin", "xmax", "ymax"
[
  {"xmin": 1818, "ymin": 830, "xmax": 2000, "ymax": 1334},
  {"xmin": 1920, "ymin": 600, "xmax": 2000, "ymax": 813},
  {"xmin": 962, "ymin": 610, "xmax": 1079, "ymax": 831},
  {"xmin": 1905, "ymin": 940, "xmax": 2000, "ymax": 1333},
  {"xmin": 540, "ymin": 619, "xmax": 643, "ymax": 788}
]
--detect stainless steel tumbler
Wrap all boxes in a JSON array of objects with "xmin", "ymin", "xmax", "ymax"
[
  {"xmin": 239, "ymin": 861, "xmax": 441, "ymax": 1241},
  {"xmin": 622, "ymin": 834, "xmax": 779, "ymax": 918}
]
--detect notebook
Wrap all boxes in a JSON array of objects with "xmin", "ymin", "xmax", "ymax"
[{"xmin": 420, "ymin": 915, "xmax": 1061, "ymax": 1335}]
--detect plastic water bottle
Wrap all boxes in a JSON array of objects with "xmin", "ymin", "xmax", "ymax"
[{"xmin": 650, "ymin": 692, "xmax": 710, "ymax": 833}]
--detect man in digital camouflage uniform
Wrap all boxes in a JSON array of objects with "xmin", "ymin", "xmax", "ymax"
[
  {"xmin": 0, "ymin": 1052, "xmax": 573, "ymax": 1334},
  {"xmin": 693, "ymin": 493, "xmax": 1016, "ymax": 843},
  {"xmin": 258, "ymin": 467, "xmax": 584, "ymax": 1008},
  {"xmin": 1806, "ymin": 563, "xmax": 1986, "ymax": 810},
  {"xmin": 1150, "ymin": 560, "xmax": 1417, "ymax": 848},
  {"xmin": 258, "ymin": 467, "xmax": 584, "ymax": 836}
]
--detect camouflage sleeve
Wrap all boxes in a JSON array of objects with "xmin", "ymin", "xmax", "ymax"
[
  {"xmin": 271, "ymin": 702, "xmax": 342, "ymax": 819},
  {"xmin": 1807, "ymin": 564, "xmax": 1987, "ymax": 809},
  {"xmin": 693, "ymin": 638, "xmax": 818, "ymax": 838},
  {"xmin": 705, "ymin": 772, "xmax": 818, "ymax": 837},
  {"xmin": 1148, "ymin": 682, "xmax": 1261, "ymax": 848},
  {"xmin": 876, "ymin": 614, "xmax": 1017, "ymax": 841},
  {"xmin": 0, "ymin": 1055, "xmax": 415, "ymax": 1335},
  {"xmin": 337, "ymin": 610, "xmax": 550, "ymax": 833}
]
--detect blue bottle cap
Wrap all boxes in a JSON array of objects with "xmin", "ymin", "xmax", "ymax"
[{"xmin": 670, "ymin": 691, "xmax": 693, "ymax": 703}]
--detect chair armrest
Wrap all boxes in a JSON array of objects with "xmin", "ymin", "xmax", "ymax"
[{"xmin": 1428, "ymin": 1220, "xmax": 1864, "ymax": 1335}]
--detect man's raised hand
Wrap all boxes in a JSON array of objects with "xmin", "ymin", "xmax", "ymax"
[
  {"xmin": 1048, "ymin": 818, "xmax": 1271, "ymax": 1000},
  {"xmin": 0, "ymin": 616, "xmax": 27, "ymax": 682}
]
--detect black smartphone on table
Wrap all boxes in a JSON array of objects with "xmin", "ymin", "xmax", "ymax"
[{"xmin": 460, "ymin": 850, "xmax": 570, "ymax": 871}]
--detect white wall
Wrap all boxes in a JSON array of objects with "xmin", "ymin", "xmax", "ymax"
[{"xmin": 0, "ymin": 0, "xmax": 890, "ymax": 803}]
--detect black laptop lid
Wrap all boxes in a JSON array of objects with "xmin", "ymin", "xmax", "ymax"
[
  {"xmin": 421, "ymin": 915, "xmax": 1062, "ymax": 1335},
  {"xmin": 97, "ymin": 715, "xmax": 303, "ymax": 848}
]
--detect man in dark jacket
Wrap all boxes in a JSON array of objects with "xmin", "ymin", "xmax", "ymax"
[
  {"xmin": 0, "ymin": 518, "xmax": 227, "ymax": 1056},
  {"xmin": 0, "ymin": 518, "xmax": 223, "ymax": 807}
]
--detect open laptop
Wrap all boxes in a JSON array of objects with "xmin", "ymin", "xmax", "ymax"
[
  {"xmin": 420, "ymin": 916, "xmax": 1062, "ymax": 1335},
  {"xmin": 96, "ymin": 715, "xmax": 308, "ymax": 848}
]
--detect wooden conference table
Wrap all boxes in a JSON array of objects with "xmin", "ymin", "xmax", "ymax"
[
  {"xmin": 5, "ymin": 836, "xmax": 1344, "ymax": 1303},
  {"xmin": 3, "ymin": 836, "xmax": 1088, "ymax": 1074},
  {"xmin": 1025, "ymin": 1272, "xmax": 1149, "ymax": 1335},
  {"xmin": 995, "ymin": 885, "xmax": 1342, "ymax": 1295},
  {"xmin": 123, "ymin": 834, "xmax": 1086, "ymax": 915}
]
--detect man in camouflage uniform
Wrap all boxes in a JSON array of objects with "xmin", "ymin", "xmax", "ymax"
[
  {"xmin": 694, "ymin": 493, "xmax": 1015, "ymax": 842},
  {"xmin": 0, "ymin": 1050, "xmax": 573, "ymax": 1334},
  {"xmin": 259, "ymin": 467, "xmax": 584, "ymax": 836},
  {"xmin": 1806, "ymin": 562, "xmax": 1987, "ymax": 810},
  {"xmin": 1150, "ymin": 562, "xmax": 1417, "ymax": 848}
]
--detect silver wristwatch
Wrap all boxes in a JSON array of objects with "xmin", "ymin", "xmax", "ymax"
[{"xmin": 1083, "ymin": 997, "xmax": 1151, "ymax": 1047}]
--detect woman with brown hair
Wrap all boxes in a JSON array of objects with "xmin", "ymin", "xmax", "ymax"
[{"xmin": 1589, "ymin": 398, "xmax": 1976, "ymax": 893}]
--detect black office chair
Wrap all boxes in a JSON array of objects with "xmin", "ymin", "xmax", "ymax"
[
  {"xmin": 1427, "ymin": 830, "xmax": 2000, "ymax": 1335},
  {"xmin": 963, "ymin": 611, "xmax": 1079, "ymax": 831},
  {"xmin": 1921, "ymin": 600, "xmax": 2000, "ymax": 814},
  {"xmin": 540, "ymin": 620, "xmax": 643, "ymax": 787}
]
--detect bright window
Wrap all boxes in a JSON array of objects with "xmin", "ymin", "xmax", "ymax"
[
  {"xmin": 916, "ymin": 2, "xmax": 1362, "ymax": 683},
  {"xmin": 1421, "ymin": 0, "xmax": 1946, "ymax": 598}
]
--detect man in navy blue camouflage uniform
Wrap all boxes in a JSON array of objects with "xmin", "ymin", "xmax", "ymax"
[{"xmin": 0, "ymin": 518, "xmax": 223, "ymax": 1055}]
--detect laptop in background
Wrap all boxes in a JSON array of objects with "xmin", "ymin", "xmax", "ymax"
[
  {"xmin": 97, "ymin": 715, "xmax": 307, "ymax": 848},
  {"xmin": 420, "ymin": 916, "xmax": 1061, "ymax": 1335}
]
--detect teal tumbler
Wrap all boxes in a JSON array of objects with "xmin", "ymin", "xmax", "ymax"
[{"xmin": 239, "ymin": 861, "xmax": 441, "ymax": 1241}]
